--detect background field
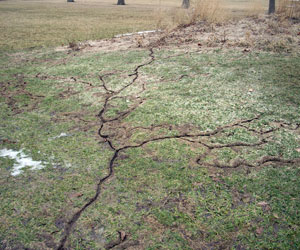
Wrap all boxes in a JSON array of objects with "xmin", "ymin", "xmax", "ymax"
[{"xmin": 0, "ymin": 0, "xmax": 268, "ymax": 51}]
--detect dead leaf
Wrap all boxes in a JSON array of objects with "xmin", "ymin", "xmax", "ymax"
[
  {"xmin": 248, "ymin": 88, "xmax": 253, "ymax": 92},
  {"xmin": 295, "ymin": 148, "xmax": 300, "ymax": 153},
  {"xmin": 256, "ymin": 227, "xmax": 264, "ymax": 235},
  {"xmin": 257, "ymin": 201, "xmax": 271, "ymax": 211},
  {"xmin": 69, "ymin": 192, "xmax": 83, "ymax": 199},
  {"xmin": 273, "ymin": 213, "xmax": 279, "ymax": 219},
  {"xmin": 193, "ymin": 182, "xmax": 203, "ymax": 187},
  {"xmin": 242, "ymin": 197, "xmax": 251, "ymax": 203},
  {"xmin": 257, "ymin": 201, "xmax": 268, "ymax": 206},
  {"xmin": 119, "ymin": 231, "xmax": 127, "ymax": 241}
]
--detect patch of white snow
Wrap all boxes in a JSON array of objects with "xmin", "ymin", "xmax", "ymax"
[
  {"xmin": 48, "ymin": 132, "xmax": 72, "ymax": 141},
  {"xmin": 114, "ymin": 30, "xmax": 160, "ymax": 38},
  {"xmin": 0, "ymin": 148, "xmax": 46, "ymax": 176}
]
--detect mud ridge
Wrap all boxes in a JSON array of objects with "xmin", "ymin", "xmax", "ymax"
[
  {"xmin": 54, "ymin": 47, "xmax": 300, "ymax": 249},
  {"xmin": 56, "ymin": 48, "xmax": 155, "ymax": 250},
  {"xmin": 0, "ymin": 74, "xmax": 45, "ymax": 114}
]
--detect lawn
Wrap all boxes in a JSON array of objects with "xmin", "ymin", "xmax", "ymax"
[
  {"xmin": 0, "ymin": 41, "xmax": 299, "ymax": 249},
  {"xmin": 1, "ymin": 0, "xmax": 299, "ymax": 249},
  {"xmin": 0, "ymin": 0, "xmax": 269, "ymax": 51}
]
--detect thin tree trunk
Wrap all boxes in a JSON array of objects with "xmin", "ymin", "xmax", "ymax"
[
  {"xmin": 268, "ymin": 0, "xmax": 275, "ymax": 14},
  {"xmin": 117, "ymin": 0, "xmax": 125, "ymax": 5},
  {"xmin": 182, "ymin": 0, "xmax": 190, "ymax": 9}
]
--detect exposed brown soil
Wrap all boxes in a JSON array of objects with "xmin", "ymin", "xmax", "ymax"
[
  {"xmin": 56, "ymin": 16, "xmax": 300, "ymax": 54},
  {"xmin": 0, "ymin": 74, "xmax": 45, "ymax": 114}
]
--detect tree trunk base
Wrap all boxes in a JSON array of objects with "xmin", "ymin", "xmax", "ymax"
[
  {"xmin": 268, "ymin": 0, "xmax": 275, "ymax": 14},
  {"xmin": 117, "ymin": 0, "xmax": 125, "ymax": 5},
  {"xmin": 182, "ymin": 0, "xmax": 190, "ymax": 9}
]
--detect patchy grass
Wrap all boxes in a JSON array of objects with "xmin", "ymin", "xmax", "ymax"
[{"xmin": 1, "ymin": 44, "xmax": 299, "ymax": 249}]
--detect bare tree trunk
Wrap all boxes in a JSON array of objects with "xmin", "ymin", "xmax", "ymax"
[
  {"xmin": 268, "ymin": 0, "xmax": 275, "ymax": 14},
  {"xmin": 182, "ymin": 0, "xmax": 190, "ymax": 9},
  {"xmin": 117, "ymin": 0, "xmax": 125, "ymax": 5}
]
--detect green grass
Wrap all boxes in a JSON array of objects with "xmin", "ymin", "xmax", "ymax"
[{"xmin": 0, "ymin": 46, "xmax": 299, "ymax": 249}]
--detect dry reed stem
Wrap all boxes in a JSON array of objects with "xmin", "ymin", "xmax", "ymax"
[{"xmin": 277, "ymin": 0, "xmax": 300, "ymax": 19}]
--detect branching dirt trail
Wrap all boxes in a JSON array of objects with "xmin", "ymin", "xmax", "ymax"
[
  {"xmin": 51, "ymin": 48, "xmax": 300, "ymax": 249},
  {"xmin": 56, "ymin": 48, "xmax": 156, "ymax": 250},
  {"xmin": 2, "ymin": 45, "xmax": 300, "ymax": 249}
]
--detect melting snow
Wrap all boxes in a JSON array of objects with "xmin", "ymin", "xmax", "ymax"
[
  {"xmin": 0, "ymin": 148, "xmax": 46, "ymax": 176},
  {"xmin": 48, "ymin": 132, "xmax": 72, "ymax": 141},
  {"xmin": 114, "ymin": 30, "xmax": 160, "ymax": 38}
]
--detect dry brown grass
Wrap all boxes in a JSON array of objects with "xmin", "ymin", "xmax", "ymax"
[
  {"xmin": 246, "ymin": 0, "xmax": 265, "ymax": 17},
  {"xmin": 154, "ymin": 0, "xmax": 228, "ymax": 31},
  {"xmin": 0, "ymin": 0, "xmax": 175, "ymax": 51},
  {"xmin": 155, "ymin": 0, "xmax": 270, "ymax": 30},
  {"xmin": 189, "ymin": 0, "xmax": 228, "ymax": 23},
  {"xmin": 0, "ymin": 0, "xmax": 272, "ymax": 51},
  {"xmin": 277, "ymin": 0, "xmax": 300, "ymax": 19}
]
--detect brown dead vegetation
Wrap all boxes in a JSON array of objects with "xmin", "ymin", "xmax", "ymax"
[{"xmin": 56, "ymin": 15, "xmax": 299, "ymax": 55}]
